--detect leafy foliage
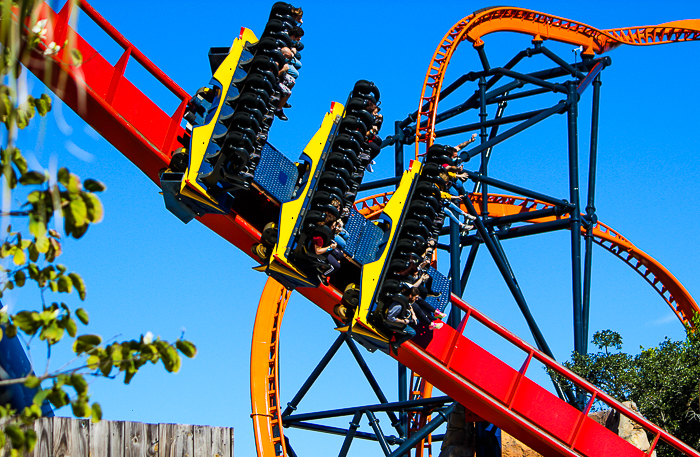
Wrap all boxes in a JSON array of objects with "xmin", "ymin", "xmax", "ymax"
[
  {"xmin": 564, "ymin": 315, "xmax": 700, "ymax": 456},
  {"xmin": 0, "ymin": 2, "xmax": 197, "ymax": 455}
]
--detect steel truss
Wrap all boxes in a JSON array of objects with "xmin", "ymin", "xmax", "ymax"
[{"xmin": 278, "ymin": 330, "xmax": 455, "ymax": 457}]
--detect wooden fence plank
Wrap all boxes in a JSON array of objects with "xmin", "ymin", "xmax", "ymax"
[
  {"xmin": 28, "ymin": 416, "xmax": 52, "ymax": 457},
  {"xmin": 126, "ymin": 420, "xmax": 160, "ymax": 457},
  {"xmin": 210, "ymin": 427, "xmax": 231, "ymax": 457},
  {"xmin": 193, "ymin": 425, "xmax": 211, "ymax": 457},
  {"xmin": 90, "ymin": 419, "xmax": 125, "ymax": 457},
  {"xmin": 53, "ymin": 416, "xmax": 89, "ymax": 457},
  {"xmin": 159, "ymin": 423, "xmax": 193, "ymax": 457},
  {"xmin": 146, "ymin": 422, "xmax": 159, "ymax": 457},
  {"xmin": 230, "ymin": 428, "xmax": 234, "ymax": 457}
]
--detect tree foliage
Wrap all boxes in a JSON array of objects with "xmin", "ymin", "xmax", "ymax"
[
  {"xmin": 565, "ymin": 315, "xmax": 700, "ymax": 456},
  {"xmin": 0, "ymin": 2, "xmax": 196, "ymax": 455}
]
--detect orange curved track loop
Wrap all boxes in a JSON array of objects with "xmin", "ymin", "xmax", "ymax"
[
  {"xmin": 414, "ymin": 9, "xmax": 700, "ymax": 154},
  {"xmin": 354, "ymin": 192, "xmax": 699, "ymax": 327},
  {"xmin": 251, "ymin": 278, "xmax": 292, "ymax": 457}
]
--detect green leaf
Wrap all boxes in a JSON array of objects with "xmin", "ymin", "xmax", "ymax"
[
  {"xmin": 18, "ymin": 170, "xmax": 46, "ymax": 185},
  {"xmin": 25, "ymin": 429, "xmax": 36, "ymax": 452},
  {"xmin": 68, "ymin": 198, "xmax": 87, "ymax": 227},
  {"xmin": 83, "ymin": 179, "xmax": 106, "ymax": 192},
  {"xmin": 99, "ymin": 357, "xmax": 112, "ymax": 377},
  {"xmin": 65, "ymin": 216, "xmax": 89, "ymax": 239},
  {"xmin": 28, "ymin": 242, "xmax": 39, "ymax": 262},
  {"xmin": 57, "ymin": 167, "xmax": 70, "ymax": 187},
  {"xmin": 71, "ymin": 398, "xmax": 88, "ymax": 418},
  {"xmin": 11, "ymin": 148, "xmax": 27, "ymax": 175},
  {"xmin": 12, "ymin": 248, "xmax": 25, "ymax": 266},
  {"xmin": 87, "ymin": 355, "xmax": 99, "ymax": 369},
  {"xmin": 176, "ymin": 340, "xmax": 197, "ymax": 358},
  {"xmin": 13, "ymin": 311, "xmax": 39, "ymax": 334},
  {"xmin": 64, "ymin": 317, "xmax": 77, "ymax": 337},
  {"xmin": 35, "ymin": 94, "xmax": 51, "ymax": 116},
  {"xmin": 82, "ymin": 192, "xmax": 104, "ymax": 223},
  {"xmin": 70, "ymin": 373, "xmax": 88, "ymax": 395},
  {"xmin": 5, "ymin": 324, "xmax": 17, "ymax": 338},
  {"xmin": 23, "ymin": 375, "xmax": 41, "ymax": 389},
  {"xmin": 32, "ymin": 389, "xmax": 50, "ymax": 407},
  {"xmin": 57, "ymin": 275, "xmax": 72, "ymax": 293},
  {"xmin": 29, "ymin": 213, "xmax": 48, "ymax": 240},
  {"xmin": 75, "ymin": 307, "xmax": 89, "ymax": 325},
  {"xmin": 27, "ymin": 264, "xmax": 39, "ymax": 280},
  {"xmin": 156, "ymin": 342, "xmax": 181, "ymax": 373},
  {"xmin": 73, "ymin": 334, "xmax": 102, "ymax": 354},
  {"xmin": 40, "ymin": 321, "xmax": 64, "ymax": 342},
  {"xmin": 6, "ymin": 166, "xmax": 17, "ymax": 189},
  {"xmin": 110, "ymin": 343, "xmax": 122, "ymax": 364},
  {"xmin": 91, "ymin": 402, "xmax": 102, "ymax": 423},
  {"xmin": 14, "ymin": 270, "xmax": 25, "ymax": 287},
  {"xmin": 35, "ymin": 236, "xmax": 49, "ymax": 254},
  {"xmin": 47, "ymin": 387, "xmax": 69, "ymax": 408},
  {"xmin": 4, "ymin": 425, "xmax": 24, "ymax": 449},
  {"xmin": 124, "ymin": 365, "xmax": 137, "ymax": 384},
  {"xmin": 67, "ymin": 173, "xmax": 81, "ymax": 195},
  {"xmin": 27, "ymin": 190, "xmax": 41, "ymax": 203}
]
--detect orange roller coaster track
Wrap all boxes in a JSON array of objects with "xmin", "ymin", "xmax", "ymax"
[
  {"xmin": 415, "ymin": 8, "xmax": 700, "ymax": 152},
  {"xmin": 354, "ymin": 192, "xmax": 699, "ymax": 327}
]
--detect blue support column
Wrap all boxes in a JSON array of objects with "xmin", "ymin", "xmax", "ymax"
[
  {"xmin": 448, "ymin": 219, "xmax": 462, "ymax": 327},
  {"xmin": 567, "ymin": 82, "xmax": 584, "ymax": 356},
  {"xmin": 395, "ymin": 119, "xmax": 409, "ymax": 444},
  {"xmin": 479, "ymin": 76, "xmax": 489, "ymax": 218},
  {"xmin": 394, "ymin": 120, "xmax": 404, "ymax": 183},
  {"xmin": 366, "ymin": 410, "xmax": 392, "ymax": 456},
  {"xmin": 582, "ymin": 75, "xmax": 602, "ymax": 354},
  {"xmin": 398, "ymin": 362, "xmax": 408, "ymax": 439},
  {"xmin": 338, "ymin": 411, "xmax": 365, "ymax": 457}
]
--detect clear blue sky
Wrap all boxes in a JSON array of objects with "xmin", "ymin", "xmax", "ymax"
[{"xmin": 8, "ymin": 1, "xmax": 700, "ymax": 456}]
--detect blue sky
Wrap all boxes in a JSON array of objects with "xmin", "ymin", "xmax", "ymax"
[{"xmin": 7, "ymin": 0, "xmax": 700, "ymax": 456}]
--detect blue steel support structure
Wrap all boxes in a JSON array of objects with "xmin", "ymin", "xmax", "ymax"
[{"xmin": 283, "ymin": 46, "xmax": 609, "ymax": 456}]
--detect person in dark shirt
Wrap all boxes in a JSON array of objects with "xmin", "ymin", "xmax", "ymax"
[
  {"xmin": 311, "ymin": 214, "xmax": 341, "ymax": 286},
  {"xmin": 385, "ymin": 292, "xmax": 417, "ymax": 337}
]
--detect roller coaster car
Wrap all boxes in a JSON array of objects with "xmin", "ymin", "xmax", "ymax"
[
  {"xmin": 160, "ymin": 27, "xmax": 259, "ymax": 223},
  {"xmin": 342, "ymin": 155, "xmax": 449, "ymax": 354},
  {"xmin": 251, "ymin": 101, "xmax": 344, "ymax": 289},
  {"xmin": 254, "ymin": 80, "xmax": 382, "ymax": 290},
  {"xmin": 161, "ymin": 9, "xmax": 303, "ymax": 223}
]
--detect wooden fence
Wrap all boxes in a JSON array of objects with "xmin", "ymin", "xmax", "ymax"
[{"xmin": 4, "ymin": 417, "xmax": 233, "ymax": 457}]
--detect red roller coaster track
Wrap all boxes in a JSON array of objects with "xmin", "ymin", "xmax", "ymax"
[{"xmin": 13, "ymin": 2, "xmax": 700, "ymax": 457}]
